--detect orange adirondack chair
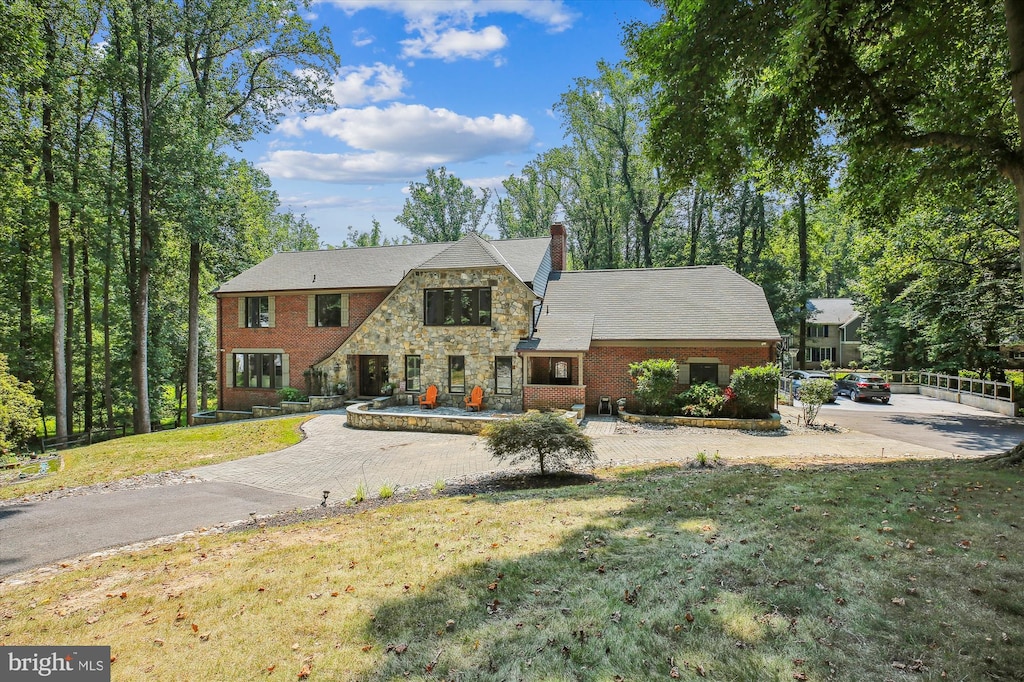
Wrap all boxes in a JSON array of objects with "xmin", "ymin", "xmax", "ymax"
[
  {"xmin": 418, "ymin": 384, "xmax": 438, "ymax": 409},
  {"xmin": 464, "ymin": 386, "xmax": 484, "ymax": 411}
]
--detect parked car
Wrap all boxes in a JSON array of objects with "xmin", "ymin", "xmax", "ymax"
[
  {"xmin": 836, "ymin": 373, "xmax": 891, "ymax": 403},
  {"xmin": 787, "ymin": 370, "xmax": 838, "ymax": 402}
]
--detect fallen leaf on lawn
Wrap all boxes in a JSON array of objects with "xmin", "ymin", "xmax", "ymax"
[
  {"xmin": 120, "ymin": 592, "xmax": 127, "ymax": 599},
  {"xmin": 956, "ymin": 540, "xmax": 971, "ymax": 549},
  {"xmin": 191, "ymin": 623, "xmax": 199, "ymax": 633},
  {"xmin": 361, "ymin": 645, "xmax": 373, "ymax": 652},
  {"xmin": 345, "ymin": 585, "xmax": 355, "ymax": 593},
  {"xmin": 685, "ymin": 612, "xmax": 694, "ymax": 623},
  {"xmin": 331, "ymin": 592, "xmax": 339, "ymax": 597},
  {"xmin": 297, "ymin": 663, "xmax": 311, "ymax": 678},
  {"xmin": 793, "ymin": 673, "xmax": 808, "ymax": 681},
  {"xmin": 199, "ymin": 632, "xmax": 210, "ymax": 641},
  {"xmin": 153, "ymin": 639, "xmax": 164, "ymax": 646},
  {"xmin": 266, "ymin": 664, "xmax": 276, "ymax": 672},
  {"xmin": 670, "ymin": 666, "xmax": 680, "ymax": 678},
  {"xmin": 891, "ymin": 597, "xmax": 906, "ymax": 606},
  {"xmin": 487, "ymin": 582, "xmax": 498, "ymax": 591},
  {"xmin": 86, "ymin": 616, "xmax": 100, "ymax": 625}
]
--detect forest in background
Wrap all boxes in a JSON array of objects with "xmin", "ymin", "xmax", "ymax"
[{"xmin": 2, "ymin": 0, "xmax": 1022, "ymax": 442}]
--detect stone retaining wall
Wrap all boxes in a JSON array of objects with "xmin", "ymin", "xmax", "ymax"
[
  {"xmin": 346, "ymin": 402, "xmax": 501, "ymax": 435},
  {"xmin": 619, "ymin": 409, "xmax": 781, "ymax": 430}
]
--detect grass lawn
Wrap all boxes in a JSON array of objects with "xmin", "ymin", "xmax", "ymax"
[
  {"xmin": 2, "ymin": 459, "xmax": 1021, "ymax": 681},
  {"xmin": 0, "ymin": 417, "xmax": 309, "ymax": 502}
]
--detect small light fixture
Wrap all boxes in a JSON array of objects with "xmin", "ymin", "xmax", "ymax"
[{"xmin": 321, "ymin": 490, "xmax": 330, "ymax": 507}]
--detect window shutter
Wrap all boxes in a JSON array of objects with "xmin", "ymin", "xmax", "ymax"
[
  {"xmin": 237, "ymin": 298, "xmax": 245, "ymax": 328},
  {"xmin": 225, "ymin": 353, "xmax": 235, "ymax": 388},
  {"xmin": 679, "ymin": 364, "xmax": 690, "ymax": 385},
  {"xmin": 717, "ymin": 364, "xmax": 731, "ymax": 386},
  {"xmin": 281, "ymin": 354, "xmax": 290, "ymax": 387},
  {"xmin": 340, "ymin": 294, "xmax": 350, "ymax": 326},
  {"xmin": 268, "ymin": 296, "xmax": 276, "ymax": 327},
  {"xmin": 307, "ymin": 295, "xmax": 316, "ymax": 327}
]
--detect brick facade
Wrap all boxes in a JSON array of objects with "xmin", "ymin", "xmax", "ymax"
[
  {"xmin": 582, "ymin": 343, "xmax": 775, "ymax": 413},
  {"xmin": 523, "ymin": 384, "xmax": 586, "ymax": 411},
  {"xmin": 217, "ymin": 290, "xmax": 387, "ymax": 411}
]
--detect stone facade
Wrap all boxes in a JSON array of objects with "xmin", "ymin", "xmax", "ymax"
[{"xmin": 315, "ymin": 266, "xmax": 536, "ymax": 411}]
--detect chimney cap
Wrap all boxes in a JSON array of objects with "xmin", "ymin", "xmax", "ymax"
[{"xmin": 550, "ymin": 222, "xmax": 566, "ymax": 235}]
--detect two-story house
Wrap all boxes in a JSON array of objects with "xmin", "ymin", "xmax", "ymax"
[
  {"xmin": 213, "ymin": 225, "xmax": 781, "ymax": 414},
  {"xmin": 795, "ymin": 298, "xmax": 863, "ymax": 369}
]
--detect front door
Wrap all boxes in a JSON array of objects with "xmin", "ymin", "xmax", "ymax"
[{"xmin": 359, "ymin": 355, "xmax": 390, "ymax": 396}]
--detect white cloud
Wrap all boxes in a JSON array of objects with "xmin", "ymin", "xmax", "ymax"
[
  {"xmin": 321, "ymin": 1, "xmax": 577, "ymax": 62},
  {"xmin": 324, "ymin": 1, "xmax": 576, "ymax": 32},
  {"xmin": 400, "ymin": 25, "xmax": 507, "ymax": 61},
  {"xmin": 260, "ymin": 150, "xmax": 433, "ymax": 183},
  {"xmin": 260, "ymin": 103, "xmax": 534, "ymax": 184},
  {"xmin": 351, "ymin": 28, "xmax": 375, "ymax": 47},
  {"xmin": 280, "ymin": 103, "xmax": 533, "ymax": 159},
  {"xmin": 329, "ymin": 63, "xmax": 408, "ymax": 106},
  {"xmin": 463, "ymin": 174, "xmax": 510, "ymax": 193}
]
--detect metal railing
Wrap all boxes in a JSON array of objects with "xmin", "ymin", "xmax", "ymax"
[
  {"xmin": 916, "ymin": 371, "xmax": 1015, "ymax": 403},
  {"xmin": 41, "ymin": 426, "xmax": 127, "ymax": 451},
  {"xmin": 779, "ymin": 370, "xmax": 1015, "ymax": 403}
]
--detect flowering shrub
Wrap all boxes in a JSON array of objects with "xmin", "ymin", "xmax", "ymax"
[{"xmin": 678, "ymin": 382, "xmax": 725, "ymax": 417}]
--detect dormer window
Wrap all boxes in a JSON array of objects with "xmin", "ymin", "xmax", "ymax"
[{"xmin": 424, "ymin": 287, "xmax": 491, "ymax": 326}]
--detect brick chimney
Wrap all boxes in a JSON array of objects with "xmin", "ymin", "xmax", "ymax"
[{"xmin": 549, "ymin": 223, "xmax": 566, "ymax": 271}]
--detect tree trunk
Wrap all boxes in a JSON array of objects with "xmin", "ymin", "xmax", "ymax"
[
  {"xmin": 42, "ymin": 18, "xmax": 67, "ymax": 442},
  {"xmin": 83, "ymin": 238, "xmax": 94, "ymax": 432},
  {"xmin": 688, "ymin": 188, "xmax": 702, "ymax": 267},
  {"xmin": 186, "ymin": 240, "xmax": 200, "ymax": 426},
  {"xmin": 797, "ymin": 191, "xmax": 809, "ymax": 371},
  {"xmin": 735, "ymin": 182, "xmax": 748, "ymax": 274},
  {"xmin": 65, "ymin": 237, "xmax": 75, "ymax": 435},
  {"xmin": 17, "ymin": 223, "xmax": 33, "ymax": 383},
  {"xmin": 1003, "ymin": 0, "xmax": 1024, "ymax": 281}
]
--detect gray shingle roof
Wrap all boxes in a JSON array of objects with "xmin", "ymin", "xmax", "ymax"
[
  {"xmin": 416, "ymin": 233, "xmax": 519, "ymax": 278},
  {"xmin": 517, "ymin": 312, "xmax": 595, "ymax": 352},
  {"xmin": 519, "ymin": 266, "xmax": 780, "ymax": 351},
  {"xmin": 214, "ymin": 235, "xmax": 551, "ymax": 294},
  {"xmin": 807, "ymin": 298, "xmax": 860, "ymax": 326}
]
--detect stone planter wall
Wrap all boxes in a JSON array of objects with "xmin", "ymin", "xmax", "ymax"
[
  {"xmin": 252, "ymin": 406, "xmax": 283, "ymax": 418},
  {"xmin": 346, "ymin": 402, "xmax": 501, "ymax": 435},
  {"xmin": 619, "ymin": 409, "xmax": 781, "ymax": 431}
]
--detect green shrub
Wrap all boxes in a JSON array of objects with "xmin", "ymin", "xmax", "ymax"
[
  {"xmin": 481, "ymin": 412, "xmax": 595, "ymax": 475},
  {"xmin": 678, "ymin": 382, "xmax": 725, "ymax": 417},
  {"xmin": 0, "ymin": 354, "xmax": 41, "ymax": 452},
  {"xmin": 728, "ymin": 365, "xmax": 780, "ymax": 418},
  {"xmin": 378, "ymin": 481, "xmax": 395, "ymax": 499},
  {"xmin": 798, "ymin": 378, "xmax": 835, "ymax": 426},
  {"xmin": 628, "ymin": 358, "xmax": 679, "ymax": 415},
  {"xmin": 818, "ymin": 359, "xmax": 834, "ymax": 372},
  {"xmin": 277, "ymin": 387, "xmax": 307, "ymax": 402}
]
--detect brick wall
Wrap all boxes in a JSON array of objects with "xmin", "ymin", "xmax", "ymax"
[
  {"xmin": 523, "ymin": 384, "xmax": 586, "ymax": 410},
  {"xmin": 582, "ymin": 344, "xmax": 774, "ymax": 413},
  {"xmin": 218, "ymin": 290, "xmax": 387, "ymax": 410}
]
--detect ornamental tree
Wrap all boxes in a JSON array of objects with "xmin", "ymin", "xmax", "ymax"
[{"xmin": 482, "ymin": 412, "xmax": 595, "ymax": 475}]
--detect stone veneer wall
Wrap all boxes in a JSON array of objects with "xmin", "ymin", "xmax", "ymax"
[
  {"xmin": 346, "ymin": 403, "xmax": 500, "ymax": 435},
  {"xmin": 316, "ymin": 266, "xmax": 535, "ymax": 412},
  {"xmin": 619, "ymin": 409, "xmax": 781, "ymax": 430}
]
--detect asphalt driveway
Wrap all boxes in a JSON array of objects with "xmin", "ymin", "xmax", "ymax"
[{"xmin": 815, "ymin": 393, "xmax": 1024, "ymax": 455}]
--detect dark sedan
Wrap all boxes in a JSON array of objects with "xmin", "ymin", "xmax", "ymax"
[
  {"xmin": 788, "ymin": 370, "xmax": 839, "ymax": 402},
  {"xmin": 836, "ymin": 373, "xmax": 891, "ymax": 403}
]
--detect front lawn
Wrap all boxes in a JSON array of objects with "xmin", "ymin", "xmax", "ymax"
[
  {"xmin": 2, "ymin": 459, "xmax": 1021, "ymax": 680},
  {"xmin": 0, "ymin": 416, "xmax": 310, "ymax": 501}
]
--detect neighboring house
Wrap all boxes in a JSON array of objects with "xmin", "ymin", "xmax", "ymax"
[
  {"xmin": 795, "ymin": 298, "xmax": 863, "ymax": 369},
  {"xmin": 212, "ymin": 225, "xmax": 781, "ymax": 414}
]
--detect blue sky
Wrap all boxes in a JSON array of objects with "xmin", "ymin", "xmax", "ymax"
[{"xmin": 242, "ymin": 0, "xmax": 663, "ymax": 246}]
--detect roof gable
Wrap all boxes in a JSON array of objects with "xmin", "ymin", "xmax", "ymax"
[{"xmin": 807, "ymin": 298, "xmax": 860, "ymax": 326}]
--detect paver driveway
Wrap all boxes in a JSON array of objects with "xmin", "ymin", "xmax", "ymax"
[{"xmin": 191, "ymin": 407, "xmax": 964, "ymax": 501}]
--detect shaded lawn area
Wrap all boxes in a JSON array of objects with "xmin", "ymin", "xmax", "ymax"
[
  {"xmin": 0, "ymin": 417, "xmax": 310, "ymax": 502},
  {"xmin": 2, "ymin": 460, "xmax": 1022, "ymax": 681}
]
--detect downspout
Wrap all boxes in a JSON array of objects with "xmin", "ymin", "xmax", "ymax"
[{"xmin": 217, "ymin": 293, "xmax": 223, "ymax": 412}]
